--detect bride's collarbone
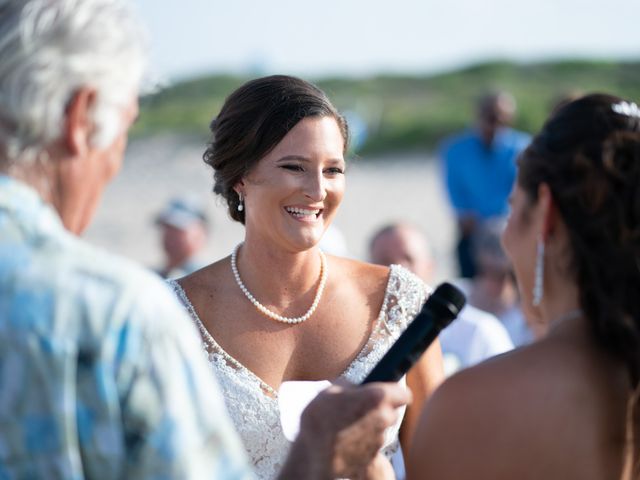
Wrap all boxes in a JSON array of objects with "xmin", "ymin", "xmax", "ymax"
[
  {"xmin": 190, "ymin": 261, "xmax": 387, "ymax": 376},
  {"xmin": 214, "ymin": 306, "xmax": 371, "ymax": 351},
  {"xmin": 208, "ymin": 309, "xmax": 375, "ymax": 381}
]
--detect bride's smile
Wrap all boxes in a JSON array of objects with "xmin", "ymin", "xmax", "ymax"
[
  {"xmin": 239, "ymin": 116, "xmax": 346, "ymax": 252},
  {"xmin": 284, "ymin": 206, "xmax": 323, "ymax": 221}
]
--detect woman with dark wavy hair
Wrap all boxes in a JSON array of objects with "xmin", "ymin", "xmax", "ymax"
[
  {"xmin": 169, "ymin": 75, "xmax": 444, "ymax": 479},
  {"xmin": 408, "ymin": 93, "xmax": 640, "ymax": 479}
]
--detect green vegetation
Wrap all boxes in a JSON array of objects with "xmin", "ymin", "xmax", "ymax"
[{"xmin": 134, "ymin": 60, "xmax": 640, "ymax": 155}]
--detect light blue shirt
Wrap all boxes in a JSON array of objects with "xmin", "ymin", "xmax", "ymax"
[
  {"xmin": 0, "ymin": 176, "xmax": 253, "ymax": 479},
  {"xmin": 440, "ymin": 127, "xmax": 531, "ymax": 220},
  {"xmin": 439, "ymin": 304, "xmax": 514, "ymax": 375}
]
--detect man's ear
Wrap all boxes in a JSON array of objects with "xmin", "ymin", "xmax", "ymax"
[{"xmin": 64, "ymin": 88, "xmax": 96, "ymax": 157}]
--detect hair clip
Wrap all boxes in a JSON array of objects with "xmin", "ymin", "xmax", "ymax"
[{"xmin": 612, "ymin": 101, "xmax": 640, "ymax": 119}]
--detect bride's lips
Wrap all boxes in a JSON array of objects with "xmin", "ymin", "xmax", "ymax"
[{"xmin": 284, "ymin": 206, "xmax": 323, "ymax": 222}]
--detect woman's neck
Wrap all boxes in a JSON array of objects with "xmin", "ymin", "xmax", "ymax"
[
  {"xmin": 538, "ymin": 273, "xmax": 582, "ymax": 333},
  {"xmin": 235, "ymin": 238, "xmax": 324, "ymax": 303}
]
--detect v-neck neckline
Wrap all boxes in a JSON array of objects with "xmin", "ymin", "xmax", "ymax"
[{"xmin": 168, "ymin": 265, "xmax": 400, "ymax": 399}]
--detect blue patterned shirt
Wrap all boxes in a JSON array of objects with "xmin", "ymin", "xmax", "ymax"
[{"xmin": 0, "ymin": 176, "xmax": 253, "ymax": 479}]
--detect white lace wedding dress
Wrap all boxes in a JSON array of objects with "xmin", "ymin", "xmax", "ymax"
[{"xmin": 169, "ymin": 264, "xmax": 428, "ymax": 479}]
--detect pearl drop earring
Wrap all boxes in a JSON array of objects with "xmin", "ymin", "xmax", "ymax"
[{"xmin": 237, "ymin": 192, "xmax": 244, "ymax": 212}]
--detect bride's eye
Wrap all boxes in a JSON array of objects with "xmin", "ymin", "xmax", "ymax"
[
  {"xmin": 325, "ymin": 167, "xmax": 345, "ymax": 175},
  {"xmin": 281, "ymin": 164, "xmax": 304, "ymax": 172}
]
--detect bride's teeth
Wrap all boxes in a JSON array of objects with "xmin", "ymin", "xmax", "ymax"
[{"xmin": 286, "ymin": 207, "xmax": 320, "ymax": 216}]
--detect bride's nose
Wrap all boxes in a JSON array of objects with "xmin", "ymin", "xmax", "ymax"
[{"xmin": 303, "ymin": 170, "xmax": 327, "ymax": 202}]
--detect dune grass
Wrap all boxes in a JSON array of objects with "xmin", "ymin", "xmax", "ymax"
[{"xmin": 133, "ymin": 60, "xmax": 640, "ymax": 155}]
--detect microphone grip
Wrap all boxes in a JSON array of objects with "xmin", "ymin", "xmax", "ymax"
[
  {"xmin": 360, "ymin": 281, "xmax": 465, "ymax": 385},
  {"xmin": 361, "ymin": 314, "xmax": 441, "ymax": 384}
]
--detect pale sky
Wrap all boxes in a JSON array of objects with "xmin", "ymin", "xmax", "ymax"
[{"xmin": 133, "ymin": 0, "xmax": 640, "ymax": 81}]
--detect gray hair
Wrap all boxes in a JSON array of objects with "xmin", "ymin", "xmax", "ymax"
[{"xmin": 0, "ymin": 0, "xmax": 147, "ymax": 165}]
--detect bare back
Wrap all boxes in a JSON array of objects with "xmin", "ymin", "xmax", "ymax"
[{"xmin": 407, "ymin": 317, "xmax": 632, "ymax": 480}]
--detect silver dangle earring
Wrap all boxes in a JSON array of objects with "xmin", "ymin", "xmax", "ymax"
[
  {"xmin": 237, "ymin": 192, "xmax": 244, "ymax": 212},
  {"xmin": 532, "ymin": 234, "xmax": 545, "ymax": 306}
]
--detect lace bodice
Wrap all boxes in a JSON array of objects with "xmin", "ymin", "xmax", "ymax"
[{"xmin": 169, "ymin": 264, "xmax": 428, "ymax": 479}]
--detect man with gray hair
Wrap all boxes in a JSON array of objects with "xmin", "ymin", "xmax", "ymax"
[{"xmin": 0, "ymin": 1, "xmax": 409, "ymax": 478}]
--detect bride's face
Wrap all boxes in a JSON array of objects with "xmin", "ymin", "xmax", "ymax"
[{"xmin": 239, "ymin": 116, "xmax": 346, "ymax": 252}]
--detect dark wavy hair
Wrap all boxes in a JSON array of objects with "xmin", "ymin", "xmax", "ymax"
[
  {"xmin": 518, "ymin": 94, "xmax": 640, "ymax": 468},
  {"xmin": 202, "ymin": 75, "xmax": 349, "ymax": 224},
  {"xmin": 518, "ymin": 94, "xmax": 640, "ymax": 385}
]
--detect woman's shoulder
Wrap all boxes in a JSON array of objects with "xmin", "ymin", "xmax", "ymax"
[
  {"xmin": 406, "ymin": 350, "xmax": 534, "ymax": 478},
  {"xmin": 433, "ymin": 342, "xmax": 551, "ymax": 402},
  {"xmin": 327, "ymin": 256, "xmax": 427, "ymax": 294},
  {"xmin": 327, "ymin": 254, "xmax": 387, "ymax": 276},
  {"xmin": 427, "ymin": 338, "xmax": 599, "ymax": 420},
  {"xmin": 407, "ymin": 337, "xmax": 626, "ymax": 479},
  {"xmin": 406, "ymin": 346, "xmax": 544, "ymax": 478},
  {"xmin": 172, "ymin": 256, "xmax": 233, "ymax": 304},
  {"xmin": 326, "ymin": 255, "xmax": 389, "ymax": 291}
]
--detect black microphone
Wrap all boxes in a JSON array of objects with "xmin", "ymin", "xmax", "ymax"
[{"xmin": 361, "ymin": 282, "xmax": 466, "ymax": 384}]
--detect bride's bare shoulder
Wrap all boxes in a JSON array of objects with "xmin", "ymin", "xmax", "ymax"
[
  {"xmin": 326, "ymin": 255, "xmax": 391, "ymax": 290},
  {"xmin": 174, "ymin": 256, "xmax": 233, "ymax": 298}
]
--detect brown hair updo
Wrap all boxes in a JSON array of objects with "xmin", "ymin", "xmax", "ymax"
[
  {"xmin": 518, "ymin": 93, "xmax": 640, "ymax": 387},
  {"xmin": 203, "ymin": 75, "xmax": 349, "ymax": 224}
]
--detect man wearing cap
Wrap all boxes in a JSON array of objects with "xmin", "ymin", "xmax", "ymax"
[{"xmin": 155, "ymin": 196, "xmax": 209, "ymax": 278}]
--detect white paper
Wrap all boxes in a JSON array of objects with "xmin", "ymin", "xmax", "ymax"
[{"xmin": 278, "ymin": 380, "xmax": 332, "ymax": 441}]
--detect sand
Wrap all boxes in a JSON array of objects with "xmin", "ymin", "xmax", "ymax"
[{"xmin": 84, "ymin": 135, "xmax": 458, "ymax": 282}]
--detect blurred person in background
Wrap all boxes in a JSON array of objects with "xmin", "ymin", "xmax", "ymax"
[
  {"xmin": 408, "ymin": 93, "xmax": 640, "ymax": 479},
  {"xmin": 155, "ymin": 195, "xmax": 209, "ymax": 278},
  {"xmin": 369, "ymin": 223, "xmax": 513, "ymax": 375},
  {"xmin": 466, "ymin": 219, "xmax": 538, "ymax": 345},
  {"xmin": 369, "ymin": 222, "xmax": 513, "ymax": 480},
  {"xmin": 440, "ymin": 91, "xmax": 530, "ymax": 278},
  {"xmin": 0, "ymin": 1, "xmax": 411, "ymax": 478},
  {"xmin": 169, "ymin": 75, "xmax": 445, "ymax": 479}
]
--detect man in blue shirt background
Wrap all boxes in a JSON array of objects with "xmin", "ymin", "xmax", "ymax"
[{"xmin": 440, "ymin": 91, "xmax": 531, "ymax": 278}]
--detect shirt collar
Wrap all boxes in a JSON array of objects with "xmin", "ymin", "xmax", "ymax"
[{"xmin": 0, "ymin": 174, "xmax": 66, "ymax": 237}]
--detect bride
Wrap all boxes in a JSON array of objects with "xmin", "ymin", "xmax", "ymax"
[{"xmin": 169, "ymin": 75, "xmax": 444, "ymax": 479}]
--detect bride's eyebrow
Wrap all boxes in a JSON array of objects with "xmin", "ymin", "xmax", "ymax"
[
  {"xmin": 276, "ymin": 155, "xmax": 309, "ymax": 163},
  {"xmin": 276, "ymin": 156, "xmax": 345, "ymax": 165}
]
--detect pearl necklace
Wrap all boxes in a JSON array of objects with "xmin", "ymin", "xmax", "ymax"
[{"xmin": 231, "ymin": 243, "xmax": 328, "ymax": 324}]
